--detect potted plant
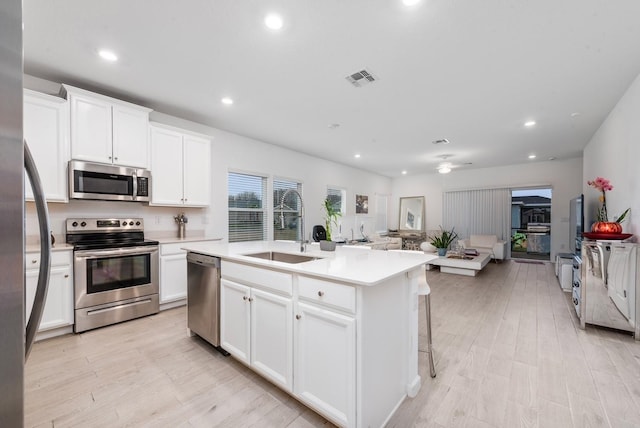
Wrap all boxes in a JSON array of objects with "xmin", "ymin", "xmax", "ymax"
[
  {"xmin": 321, "ymin": 198, "xmax": 342, "ymax": 251},
  {"xmin": 429, "ymin": 226, "xmax": 458, "ymax": 256}
]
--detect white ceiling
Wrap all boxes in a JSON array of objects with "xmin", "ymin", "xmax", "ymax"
[{"xmin": 23, "ymin": 0, "xmax": 640, "ymax": 177}]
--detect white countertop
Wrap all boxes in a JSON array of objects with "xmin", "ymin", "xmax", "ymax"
[{"xmin": 182, "ymin": 241, "xmax": 438, "ymax": 286}]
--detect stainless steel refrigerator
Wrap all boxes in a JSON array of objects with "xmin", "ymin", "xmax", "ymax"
[{"xmin": 1, "ymin": 2, "xmax": 52, "ymax": 425}]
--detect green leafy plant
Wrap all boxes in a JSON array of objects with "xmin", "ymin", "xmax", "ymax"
[
  {"xmin": 511, "ymin": 232, "xmax": 527, "ymax": 250},
  {"xmin": 429, "ymin": 226, "xmax": 458, "ymax": 249},
  {"xmin": 323, "ymin": 198, "xmax": 342, "ymax": 241}
]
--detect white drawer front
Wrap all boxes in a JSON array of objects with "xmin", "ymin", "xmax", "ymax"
[
  {"xmin": 26, "ymin": 250, "xmax": 72, "ymax": 269},
  {"xmin": 160, "ymin": 242, "xmax": 188, "ymax": 256},
  {"xmin": 298, "ymin": 276, "xmax": 355, "ymax": 313},
  {"xmin": 222, "ymin": 261, "xmax": 293, "ymax": 296}
]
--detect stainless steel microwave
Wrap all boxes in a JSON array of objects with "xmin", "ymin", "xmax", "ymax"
[{"xmin": 69, "ymin": 160, "xmax": 151, "ymax": 202}]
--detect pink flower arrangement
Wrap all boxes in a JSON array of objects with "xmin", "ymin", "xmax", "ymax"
[{"xmin": 587, "ymin": 177, "xmax": 629, "ymax": 222}]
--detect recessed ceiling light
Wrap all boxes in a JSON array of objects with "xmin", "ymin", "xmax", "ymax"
[
  {"xmin": 354, "ymin": 154, "xmax": 361, "ymax": 159},
  {"xmin": 401, "ymin": 170, "xmax": 407, "ymax": 175},
  {"xmin": 264, "ymin": 13, "xmax": 284, "ymax": 30},
  {"xmin": 402, "ymin": 0, "xmax": 421, "ymax": 5},
  {"xmin": 438, "ymin": 166, "xmax": 451, "ymax": 174},
  {"xmin": 221, "ymin": 97, "xmax": 234, "ymax": 105},
  {"xmin": 524, "ymin": 120, "xmax": 536, "ymax": 127},
  {"xmin": 98, "ymin": 49, "xmax": 118, "ymax": 62},
  {"xmin": 528, "ymin": 154, "xmax": 536, "ymax": 159}
]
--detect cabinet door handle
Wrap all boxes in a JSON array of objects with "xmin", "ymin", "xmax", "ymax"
[
  {"xmin": 248, "ymin": 297, "xmax": 253, "ymax": 302},
  {"xmin": 31, "ymin": 259, "xmax": 37, "ymax": 264},
  {"xmin": 114, "ymin": 157, "xmax": 118, "ymax": 161},
  {"xmin": 317, "ymin": 291, "xmax": 324, "ymax": 297},
  {"xmin": 295, "ymin": 314, "xmax": 302, "ymax": 320},
  {"xmin": 64, "ymin": 274, "xmax": 69, "ymax": 278},
  {"xmin": 108, "ymin": 156, "xmax": 112, "ymax": 160},
  {"xmin": 243, "ymin": 296, "xmax": 248, "ymax": 301}
]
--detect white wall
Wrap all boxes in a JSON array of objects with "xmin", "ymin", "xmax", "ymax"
[
  {"xmin": 390, "ymin": 157, "xmax": 584, "ymax": 258},
  {"xmin": 23, "ymin": 76, "xmax": 392, "ymax": 242},
  {"xmin": 583, "ymin": 72, "xmax": 640, "ymax": 238}
]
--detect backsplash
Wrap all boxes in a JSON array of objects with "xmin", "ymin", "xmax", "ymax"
[{"xmin": 25, "ymin": 200, "xmax": 211, "ymax": 244}]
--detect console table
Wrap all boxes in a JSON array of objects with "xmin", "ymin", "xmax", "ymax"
[{"xmin": 388, "ymin": 231, "xmax": 426, "ymax": 251}]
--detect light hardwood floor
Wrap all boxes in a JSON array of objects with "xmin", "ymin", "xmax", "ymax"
[{"xmin": 26, "ymin": 260, "xmax": 640, "ymax": 427}]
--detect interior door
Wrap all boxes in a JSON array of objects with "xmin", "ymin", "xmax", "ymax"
[{"xmin": 607, "ymin": 244, "xmax": 636, "ymax": 320}]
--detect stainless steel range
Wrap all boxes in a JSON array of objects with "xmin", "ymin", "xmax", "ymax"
[{"xmin": 66, "ymin": 218, "xmax": 159, "ymax": 332}]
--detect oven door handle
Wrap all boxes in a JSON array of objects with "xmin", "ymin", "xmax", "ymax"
[{"xmin": 75, "ymin": 246, "xmax": 158, "ymax": 258}]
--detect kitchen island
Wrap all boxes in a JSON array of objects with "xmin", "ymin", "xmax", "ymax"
[{"xmin": 182, "ymin": 240, "xmax": 436, "ymax": 428}]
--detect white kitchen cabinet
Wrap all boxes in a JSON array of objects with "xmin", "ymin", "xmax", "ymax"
[
  {"xmin": 25, "ymin": 250, "xmax": 74, "ymax": 334},
  {"xmin": 220, "ymin": 279, "xmax": 251, "ymax": 364},
  {"xmin": 150, "ymin": 123, "xmax": 211, "ymax": 207},
  {"xmin": 160, "ymin": 241, "xmax": 221, "ymax": 307},
  {"xmin": 294, "ymin": 302, "xmax": 356, "ymax": 428},
  {"xmin": 160, "ymin": 253, "xmax": 188, "ymax": 303},
  {"xmin": 251, "ymin": 287, "xmax": 293, "ymax": 391},
  {"xmin": 63, "ymin": 84, "xmax": 151, "ymax": 168},
  {"xmin": 23, "ymin": 89, "xmax": 70, "ymax": 202},
  {"xmin": 220, "ymin": 277, "xmax": 293, "ymax": 391}
]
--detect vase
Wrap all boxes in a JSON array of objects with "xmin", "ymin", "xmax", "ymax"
[
  {"xmin": 320, "ymin": 240, "xmax": 336, "ymax": 251},
  {"xmin": 437, "ymin": 248, "xmax": 447, "ymax": 257},
  {"xmin": 591, "ymin": 221, "xmax": 622, "ymax": 234}
]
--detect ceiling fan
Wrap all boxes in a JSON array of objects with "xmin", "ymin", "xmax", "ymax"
[{"xmin": 435, "ymin": 154, "xmax": 469, "ymax": 174}]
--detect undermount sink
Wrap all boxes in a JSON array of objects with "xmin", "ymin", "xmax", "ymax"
[{"xmin": 243, "ymin": 251, "xmax": 318, "ymax": 264}]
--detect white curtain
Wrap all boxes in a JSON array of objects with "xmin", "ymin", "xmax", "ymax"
[{"xmin": 442, "ymin": 188, "xmax": 511, "ymax": 255}]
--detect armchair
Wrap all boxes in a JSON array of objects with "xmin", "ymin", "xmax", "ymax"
[{"xmin": 459, "ymin": 235, "xmax": 507, "ymax": 260}]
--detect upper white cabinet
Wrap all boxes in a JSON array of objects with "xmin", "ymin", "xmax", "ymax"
[
  {"xmin": 62, "ymin": 84, "xmax": 152, "ymax": 168},
  {"xmin": 149, "ymin": 123, "xmax": 211, "ymax": 207},
  {"xmin": 23, "ymin": 89, "xmax": 70, "ymax": 202}
]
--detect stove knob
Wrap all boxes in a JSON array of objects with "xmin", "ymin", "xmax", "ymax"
[
  {"xmin": 136, "ymin": 221, "xmax": 141, "ymax": 226},
  {"xmin": 72, "ymin": 221, "xmax": 78, "ymax": 227},
  {"xmin": 80, "ymin": 221, "xmax": 86, "ymax": 227},
  {"xmin": 123, "ymin": 221, "xmax": 128, "ymax": 226}
]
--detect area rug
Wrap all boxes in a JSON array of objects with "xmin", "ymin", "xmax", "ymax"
[{"xmin": 514, "ymin": 260, "xmax": 545, "ymax": 265}]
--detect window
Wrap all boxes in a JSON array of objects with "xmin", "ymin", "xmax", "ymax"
[
  {"xmin": 327, "ymin": 187, "xmax": 346, "ymax": 214},
  {"xmin": 274, "ymin": 178, "xmax": 302, "ymax": 241},
  {"xmin": 228, "ymin": 172, "xmax": 267, "ymax": 242},
  {"xmin": 375, "ymin": 194, "xmax": 388, "ymax": 233}
]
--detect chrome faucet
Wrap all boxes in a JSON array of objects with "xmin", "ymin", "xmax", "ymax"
[{"xmin": 279, "ymin": 189, "xmax": 306, "ymax": 252}]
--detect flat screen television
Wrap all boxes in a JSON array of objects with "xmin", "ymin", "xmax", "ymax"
[{"xmin": 569, "ymin": 194, "xmax": 584, "ymax": 255}]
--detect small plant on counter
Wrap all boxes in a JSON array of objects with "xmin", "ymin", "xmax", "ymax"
[{"xmin": 323, "ymin": 198, "xmax": 342, "ymax": 241}]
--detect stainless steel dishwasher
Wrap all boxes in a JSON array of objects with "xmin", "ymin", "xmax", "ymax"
[{"xmin": 187, "ymin": 252, "xmax": 228, "ymax": 355}]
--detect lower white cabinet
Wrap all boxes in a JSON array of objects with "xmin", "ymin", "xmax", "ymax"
[
  {"xmin": 294, "ymin": 301, "xmax": 356, "ymax": 428},
  {"xmin": 160, "ymin": 248, "xmax": 187, "ymax": 303},
  {"xmin": 160, "ymin": 241, "xmax": 218, "ymax": 305},
  {"xmin": 25, "ymin": 250, "xmax": 74, "ymax": 332},
  {"xmin": 220, "ymin": 278, "xmax": 293, "ymax": 391}
]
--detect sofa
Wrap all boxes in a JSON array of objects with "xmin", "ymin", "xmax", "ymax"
[{"xmin": 459, "ymin": 235, "xmax": 507, "ymax": 260}]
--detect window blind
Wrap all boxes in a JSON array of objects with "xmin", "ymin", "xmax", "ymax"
[
  {"xmin": 228, "ymin": 172, "xmax": 267, "ymax": 242},
  {"xmin": 274, "ymin": 178, "xmax": 302, "ymax": 241}
]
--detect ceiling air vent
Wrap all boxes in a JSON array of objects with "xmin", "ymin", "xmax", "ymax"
[{"xmin": 345, "ymin": 68, "xmax": 378, "ymax": 88}]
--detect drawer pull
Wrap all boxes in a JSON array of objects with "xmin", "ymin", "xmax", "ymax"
[
  {"xmin": 317, "ymin": 290, "xmax": 324, "ymax": 297},
  {"xmin": 295, "ymin": 314, "xmax": 302, "ymax": 320},
  {"xmin": 64, "ymin": 274, "xmax": 69, "ymax": 278},
  {"xmin": 32, "ymin": 259, "xmax": 37, "ymax": 264}
]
